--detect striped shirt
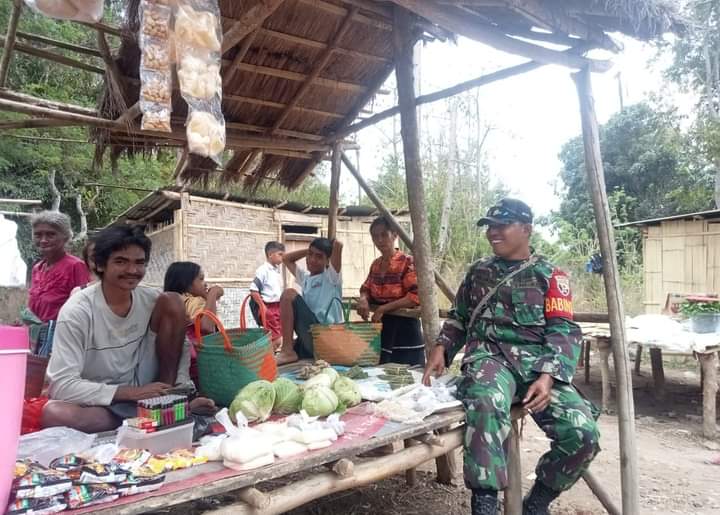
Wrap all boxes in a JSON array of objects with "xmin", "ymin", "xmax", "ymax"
[{"xmin": 360, "ymin": 251, "xmax": 420, "ymax": 306}]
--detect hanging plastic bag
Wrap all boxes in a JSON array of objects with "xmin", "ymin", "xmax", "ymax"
[
  {"xmin": 174, "ymin": 0, "xmax": 225, "ymax": 164},
  {"xmin": 24, "ymin": 0, "xmax": 103, "ymax": 23},
  {"xmin": 139, "ymin": 0, "xmax": 172, "ymax": 132}
]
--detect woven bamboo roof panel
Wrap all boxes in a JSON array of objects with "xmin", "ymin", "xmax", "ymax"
[{"xmin": 92, "ymin": 0, "xmax": 682, "ymax": 189}]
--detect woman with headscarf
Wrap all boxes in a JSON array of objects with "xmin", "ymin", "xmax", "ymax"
[{"xmin": 28, "ymin": 211, "xmax": 91, "ymax": 324}]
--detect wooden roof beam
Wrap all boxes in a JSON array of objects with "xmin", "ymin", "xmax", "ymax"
[
  {"xmin": 221, "ymin": 61, "xmax": 368, "ymax": 93},
  {"xmin": 0, "ymin": 118, "xmax": 86, "ymax": 130},
  {"xmin": 0, "ymin": 0, "xmax": 23, "ymax": 86},
  {"xmin": 270, "ymin": 7, "xmax": 359, "ymax": 132},
  {"xmin": 223, "ymin": 93, "xmax": 344, "ymax": 119},
  {"xmin": 0, "ymin": 36, "xmax": 104, "ymax": 74},
  {"xmin": 0, "ymin": 88, "xmax": 97, "ymax": 116},
  {"xmin": 222, "ymin": 30, "xmax": 259, "ymax": 88},
  {"xmin": 387, "ymin": 1, "xmax": 612, "ymax": 72},
  {"xmin": 221, "ymin": 0, "xmax": 287, "ymax": 55},
  {"xmin": 16, "ymin": 31, "xmax": 102, "ymax": 58},
  {"xmin": 257, "ymin": 28, "xmax": 390, "ymax": 63},
  {"xmin": 502, "ymin": 0, "xmax": 620, "ymax": 51}
]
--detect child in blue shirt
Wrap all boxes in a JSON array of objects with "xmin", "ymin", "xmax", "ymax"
[{"xmin": 277, "ymin": 237, "xmax": 343, "ymax": 364}]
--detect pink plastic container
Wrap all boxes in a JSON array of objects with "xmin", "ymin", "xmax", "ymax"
[{"xmin": 0, "ymin": 325, "xmax": 29, "ymax": 508}]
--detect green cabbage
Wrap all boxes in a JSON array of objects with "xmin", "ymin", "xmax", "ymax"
[
  {"xmin": 320, "ymin": 367, "xmax": 339, "ymax": 386},
  {"xmin": 230, "ymin": 380, "xmax": 276, "ymax": 423},
  {"xmin": 304, "ymin": 373, "xmax": 333, "ymax": 389},
  {"xmin": 272, "ymin": 378, "xmax": 303, "ymax": 415},
  {"xmin": 301, "ymin": 385, "xmax": 338, "ymax": 417},
  {"xmin": 333, "ymin": 376, "xmax": 361, "ymax": 408}
]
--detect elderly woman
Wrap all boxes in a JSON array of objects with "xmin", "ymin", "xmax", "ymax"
[{"xmin": 28, "ymin": 211, "xmax": 90, "ymax": 323}]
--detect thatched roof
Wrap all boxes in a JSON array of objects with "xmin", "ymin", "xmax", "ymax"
[{"xmin": 94, "ymin": 0, "xmax": 683, "ymax": 189}]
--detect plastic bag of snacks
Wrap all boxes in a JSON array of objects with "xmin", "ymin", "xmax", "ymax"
[
  {"xmin": 64, "ymin": 484, "xmax": 118, "ymax": 509},
  {"xmin": 12, "ymin": 461, "xmax": 72, "ymax": 500},
  {"xmin": 117, "ymin": 475, "xmax": 165, "ymax": 497},
  {"xmin": 24, "ymin": 0, "xmax": 103, "ymax": 23},
  {"xmin": 174, "ymin": 0, "xmax": 225, "ymax": 163},
  {"xmin": 6, "ymin": 495, "xmax": 67, "ymax": 515},
  {"xmin": 139, "ymin": 0, "xmax": 172, "ymax": 132}
]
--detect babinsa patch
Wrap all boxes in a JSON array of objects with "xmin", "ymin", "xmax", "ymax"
[{"xmin": 545, "ymin": 269, "xmax": 573, "ymax": 319}]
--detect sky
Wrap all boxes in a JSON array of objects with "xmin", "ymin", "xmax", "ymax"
[{"xmin": 337, "ymin": 33, "xmax": 693, "ymax": 218}]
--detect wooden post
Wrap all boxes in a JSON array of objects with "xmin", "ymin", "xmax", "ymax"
[
  {"xmin": 504, "ymin": 418, "xmax": 523, "ymax": 515},
  {"xmin": 572, "ymin": 67, "xmax": 639, "ymax": 514},
  {"xmin": 328, "ymin": 142, "xmax": 342, "ymax": 240},
  {"xmin": 0, "ymin": 0, "xmax": 23, "ymax": 87},
  {"xmin": 634, "ymin": 344, "xmax": 643, "ymax": 376},
  {"xmin": 649, "ymin": 348, "xmax": 666, "ymax": 399},
  {"xmin": 581, "ymin": 470, "xmax": 621, "ymax": 515},
  {"xmin": 698, "ymin": 351, "xmax": 718, "ymax": 438},
  {"xmin": 340, "ymin": 151, "xmax": 456, "ymax": 303},
  {"xmin": 394, "ymin": 6, "xmax": 441, "ymax": 352}
]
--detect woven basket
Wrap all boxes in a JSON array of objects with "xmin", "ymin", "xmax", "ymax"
[
  {"xmin": 311, "ymin": 299, "xmax": 382, "ymax": 367},
  {"xmin": 194, "ymin": 296, "xmax": 277, "ymax": 407}
]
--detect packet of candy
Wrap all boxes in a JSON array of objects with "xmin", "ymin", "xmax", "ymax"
[
  {"xmin": 6, "ymin": 495, "xmax": 67, "ymax": 515},
  {"xmin": 64, "ymin": 483, "xmax": 118, "ymax": 509},
  {"xmin": 12, "ymin": 461, "xmax": 72, "ymax": 499}
]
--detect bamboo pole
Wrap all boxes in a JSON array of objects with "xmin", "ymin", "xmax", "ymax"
[
  {"xmin": 0, "ymin": 0, "xmax": 23, "ymax": 87},
  {"xmin": 341, "ymin": 151, "xmax": 456, "ymax": 303},
  {"xmin": 572, "ymin": 67, "xmax": 639, "ymax": 514},
  {"xmin": 0, "ymin": 118, "xmax": 86, "ymax": 130},
  {"xmin": 581, "ymin": 470, "xmax": 621, "ymax": 515},
  {"xmin": 394, "ymin": 6, "xmax": 441, "ymax": 352},
  {"xmin": 328, "ymin": 142, "xmax": 342, "ymax": 240},
  {"xmin": 0, "ymin": 89, "xmax": 97, "ymax": 116},
  {"xmin": 0, "ymin": 37, "xmax": 104, "ymax": 75}
]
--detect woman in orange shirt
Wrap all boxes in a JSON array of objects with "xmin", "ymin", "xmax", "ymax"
[{"xmin": 357, "ymin": 217, "xmax": 425, "ymax": 366}]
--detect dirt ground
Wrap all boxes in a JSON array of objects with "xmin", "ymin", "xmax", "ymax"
[{"xmin": 165, "ymin": 351, "xmax": 720, "ymax": 515}]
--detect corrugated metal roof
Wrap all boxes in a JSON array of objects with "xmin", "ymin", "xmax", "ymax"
[
  {"xmin": 617, "ymin": 209, "xmax": 720, "ymax": 228},
  {"xmin": 112, "ymin": 189, "xmax": 409, "ymax": 225}
]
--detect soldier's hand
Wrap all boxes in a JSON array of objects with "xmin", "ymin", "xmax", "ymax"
[
  {"xmin": 422, "ymin": 345, "xmax": 446, "ymax": 386},
  {"xmin": 523, "ymin": 374, "xmax": 554, "ymax": 413}
]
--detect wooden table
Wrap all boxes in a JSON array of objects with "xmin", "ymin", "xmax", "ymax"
[{"xmin": 582, "ymin": 335, "xmax": 719, "ymax": 437}]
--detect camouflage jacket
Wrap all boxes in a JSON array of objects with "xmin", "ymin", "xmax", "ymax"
[{"xmin": 437, "ymin": 254, "xmax": 582, "ymax": 384}]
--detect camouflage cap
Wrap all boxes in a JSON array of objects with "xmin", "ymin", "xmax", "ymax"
[{"xmin": 477, "ymin": 198, "xmax": 533, "ymax": 226}]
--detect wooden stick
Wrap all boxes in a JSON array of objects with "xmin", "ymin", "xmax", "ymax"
[
  {"xmin": 221, "ymin": 0, "xmax": 286, "ymax": 54},
  {"xmin": 387, "ymin": 1, "xmax": 611, "ymax": 72},
  {"xmin": 0, "ymin": 0, "xmax": 22, "ymax": 87},
  {"xmin": 221, "ymin": 62, "xmax": 367, "ymax": 93},
  {"xmin": 16, "ymin": 31, "xmax": 102, "ymax": 58},
  {"xmin": 0, "ymin": 89, "xmax": 97, "ymax": 116},
  {"xmin": 581, "ymin": 470, "xmax": 621, "ymax": 515},
  {"xmin": 340, "ymin": 151, "xmax": 456, "ymax": 303},
  {"xmin": 258, "ymin": 28, "xmax": 390, "ymax": 63},
  {"xmin": 0, "ymin": 118, "xmax": 86, "ymax": 130},
  {"xmin": 328, "ymin": 142, "xmax": 342, "ymax": 240},
  {"xmin": 115, "ymin": 102, "xmax": 141, "ymax": 125},
  {"xmin": 404, "ymin": 439, "xmax": 418, "ymax": 486},
  {"xmin": 0, "ymin": 198, "xmax": 41, "ymax": 205},
  {"xmin": 698, "ymin": 351, "xmax": 718, "ymax": 438},
  {"xmin": 0, "ymin": 37, "xmax": 104, "ymax": 75},
  {"xmin": 207, "ymin": 428, "xmax": 463, "ymax": 515},
  {"xmin": 572, "ymin": 66, "xmax": 639, "ymax": 515},
  {"xmin": 505, "ymin": 419, "xmax": 523, "ymax": 515},
  {"xmin": 394, "ymin": 6, "xmax": 441, "ymax": 353},
  {"xmin": 222, "ymin": 30, "xmax": 259, "ymax": 88},
  {"xmin": 329, "ymin": 458, "xmax": 354, "ymax": 478},
  {"xmin": 223, "ymin": 93, "xmax": 344, "ymax": 119},
  {"xmin": 0, "ymin": 97, "xmax": 119, "ymax": 129},
  {"xmin": 331, "ymin": 60, "xmax": 543, "ymax": 141},
  {"xmin": 77, "ymin": 21, "xmax": 123, "ymax": 38},
  {"xmin": 3, "ymin": 134, "xmax": 89, "ymax": 144},
  {"xmin": 96, "ymin": 30, "xmax": 128, "ymax": 105},
  {"xmin": 634, "ymin": 344, "xmax": 643, "ymax": 375},
  {"xmin": 235, "ymin": 487, "xmax": 270, "ymax": 510}
]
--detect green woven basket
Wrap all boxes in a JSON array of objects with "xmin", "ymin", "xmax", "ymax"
[
  {"xmin": 194, "ymin": 298, "xmax": 277, "ymax": 407},
  {"xmin": 311, "ymin": 298, "xmax": 382, "ymax": 367}
]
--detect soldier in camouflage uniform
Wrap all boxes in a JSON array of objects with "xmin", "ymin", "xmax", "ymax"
[{"xmin": 423, "ymin": 199, "xmax": 600, "ymax": 515}]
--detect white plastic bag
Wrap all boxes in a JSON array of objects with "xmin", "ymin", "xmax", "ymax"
[
  {"xmin": 25, "ymin": 0, "xmax": 103, "ymax": 23},
  {"xmin": 0, "ymin": 215, "xmax": 27, "ymax": 287},
  {"xmin": 139, "ymin": 0, "xmax": 172, "ymax": 133},
  {"xmin": 17, "ymin": 427, "xmax": 96, "ymax": 466}
]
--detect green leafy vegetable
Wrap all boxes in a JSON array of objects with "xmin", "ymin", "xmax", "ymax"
[
  {"xmin": 272, "ymin": 378, "xmax": 303, "ymax": 415},
  {"xmin": 332, "ymin": 376, "xmax": 361, "ymax": 408},
  {"xmin": 301, "ymin": 386, "xmax": 339, "ymax": 417},
  {"xmin": 230, "ymin": 380, "xmax": 276, "ymax": 423}
]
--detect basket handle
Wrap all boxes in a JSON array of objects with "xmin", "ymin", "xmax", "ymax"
[
  {"xmin": 241, "ymin": 294, "xmax": 267, "ymax": 331},
  {"xmin": 322, "ymin": 297, "xmax": 348, "ymax": 324},
  {"xmin": 194, "ymin": 310, "xmax": 233, "ymax": 353}
]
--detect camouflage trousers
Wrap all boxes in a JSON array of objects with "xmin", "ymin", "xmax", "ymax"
[{"xmin": 459, "ymin": 357, "xmax": 600, "ymax": 492}]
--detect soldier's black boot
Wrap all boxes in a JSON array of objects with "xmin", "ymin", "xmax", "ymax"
[
  {"xmin": 471, "ymin": 488, "xmax": 498, "ymax": 515},
  {"xmin": 522, "ymin": 481, "xmax": 561, "ymax": 515}
]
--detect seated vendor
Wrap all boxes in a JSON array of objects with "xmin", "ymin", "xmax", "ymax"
[
  {"xmin": 357, "ymin": 216, "xmax": 425, "ymax": 366},
  {"xmin": 277, "ymin": 238, "xmax": 343, "ymax": 365},
  {"xmin": 42, "ymin": 225, "xmax": 211, "ymax": 433}
]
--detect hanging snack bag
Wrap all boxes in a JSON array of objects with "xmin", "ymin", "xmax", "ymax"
[
  {"xmin": 174, "ymin": 0, "xmax": 225, "ymax": 164},
  {"xmin": 24, "ymin": 0, "xmax": 103, "ymax": 24},
  {"xmin": 139, "ymin": 0, "xmax": 172, "ymax": 132},
  {"xmin": 117, "ymin": 475, "xmax": 165, "ymax": 497}
]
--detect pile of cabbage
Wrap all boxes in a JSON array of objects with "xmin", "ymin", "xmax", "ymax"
[{"xmin": 229, "ymin": 366, "xmax": 362, "ymax": 423}]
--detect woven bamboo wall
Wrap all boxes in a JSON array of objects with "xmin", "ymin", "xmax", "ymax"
[
  {"xmin": 642, "ymin": 218, "xmax": 720, "ymax": 313},
  {"xmin": 145, "ymin": 223, "xmax": 177, "ymax": 288}
]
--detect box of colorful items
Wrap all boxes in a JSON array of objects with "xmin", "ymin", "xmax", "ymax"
[{"xmin": 116, "ymin": 395, "xmax": 193, "ymax": 454}]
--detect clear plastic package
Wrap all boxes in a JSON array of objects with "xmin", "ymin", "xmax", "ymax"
[
  {"xmin": 174, "ymin": 1, "xmax": 221, "ymax": 52},
  {"xmin": 138, "ymin": 0, "xmax": 172, "ymax": 133},
  {"xmin": 177, "ymin": 52, "xmax": 221, "ymax": 101},
  {"xmin": 186, "ymin": 109, "xmax": 226, "ymax": 162},
  {"xmin": 141, "ymin": 1, "xmax": 171, "ymax": 39},
  {"xmin": 116, "ymin": 420, "xmax": 193, "ymax": 455},
  {"xmin": 24, "ymin": 0, "xmax": 103, "ymax": 24}
]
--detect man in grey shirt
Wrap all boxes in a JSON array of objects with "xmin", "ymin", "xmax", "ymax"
[{"xmin": 42, "ymin": 225, "xmax": 207, "ymax": 433}]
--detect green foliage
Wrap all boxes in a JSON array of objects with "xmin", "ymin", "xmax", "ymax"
[{"xmin": 680, "ymin": 301, "xmax": 720, "ymax": 316}]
